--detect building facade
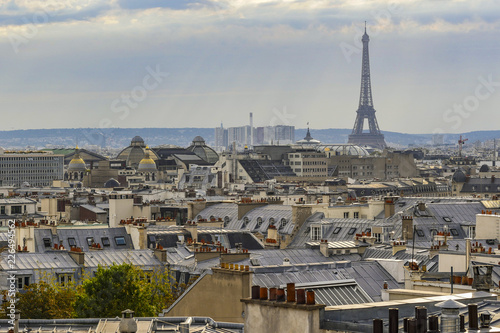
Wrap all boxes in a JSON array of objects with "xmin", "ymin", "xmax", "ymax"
[{"xmin": 0, "ymin": 152, "xmax": 64, "ymax": 187}]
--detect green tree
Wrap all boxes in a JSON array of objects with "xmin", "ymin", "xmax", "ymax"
[
  {"xmin": 2, "ymin": 280, "xmax": 77, "ymax": 319},
  {"xmin": 74, "ymin": 263, "xmax": 174, "ymax": 318}
]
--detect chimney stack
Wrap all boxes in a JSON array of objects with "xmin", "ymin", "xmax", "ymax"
[{"xmin": 402, "ymin": 216, "xmax": 413, "ymax": 240}]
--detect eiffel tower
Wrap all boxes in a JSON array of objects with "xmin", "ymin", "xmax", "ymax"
[{"xmin": 347, "ymin": 24, "xmax": 386, "ymax": 149}]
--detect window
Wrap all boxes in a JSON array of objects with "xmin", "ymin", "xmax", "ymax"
[
  {"xmin": 348, "ymin": 227, "xmax": 356, "ymax": 235},
  {"xmin": 468, "ymin": 226, "xmax": 476, "ymax": 239},
  {"xmin": 269, "ymin": 218, "xmax": 275, "ymax": 226},
  {"xmin": 101, "ymin": 237, "xmax": 110, "ymax": 247},
  {"xmin": 353, "ymin": 212, "xmax": 359, "ymax": 219},
  {"xmin": 115, "ymin": 236, "xmax": 126, "ymax": 246},
  {"xmin": 11, "ymin": 206, "xmax": 22, "ymax": 214},
  {"xmin": 58, "ymin": 274, "xmax": 72, "ymax": 286},
  {"xmin": 450, "ymin": 229, "xmax": 459, "ymax": 236},
  {"xmin": 68, "ymin": 237, "xmax": 77, "ymax": 247},
  {"xmin": 17, "ymin": 276, "xmax": 30, "ymax": 289},
  {"xmin": 343, "ymin": 212, "xmax": 349, "ymax": 218},
  {"xmin": 442, "ymin": 217, "xmax": 452, "ymax": 222},
  {"xmin": 280, "ymin": 218, "xmax": 288, "ymax": 229},
  {"xmin": 0, "ymin": 206, "xmax": 4, "ymax": 214},
  {"xmin": 415, "ymin": 229, "xmax": 425, "ymax": 237},
  {"xmin": 86, "ymin": 237, "xmax": 95, "ymax": 246},
  {"xmin": 311, "ymin": 226, "xmax": 321, "ymax": 241},
  {"xmin": 333, "ymin": 227, "xmax": 341, "ymax": 234},
  {"xmin": 43, "ymin": 238, "xmax": 51, "ymax": 248},
  {"xmin": 256, "ymin": 217, "xmax": 263, "ymax": 227}
]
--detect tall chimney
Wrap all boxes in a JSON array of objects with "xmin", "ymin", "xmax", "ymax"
[
  {"xmin": 465, "ymin": 238, "xmax": 471, "ymax": 277},
  {"xmin": 385, "ymin": 196, "xmax": 396, "ymax": 218},
  {"xmin": 402, "ymin": 216, "xmax": 413, "ymax": 240}
]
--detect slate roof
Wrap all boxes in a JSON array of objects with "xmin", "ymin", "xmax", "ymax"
[
  {"xmin": 362, "ymin": 246, "xmax": 439, "ymax": 273},
  {"xmin": 252, "ymin": 261, "xmax": 399, "ymax": 303},
  {"xmin": 83, "ymin": 249, "xmax": 161, "ymax": 269},
  {"xmin": 287, "ymin": 213, "xmax": 374, "ymax": 249},
  {"xmin": 227, "ymin": 205, "xmax": 294, "ymax": 235},
  {"xmin": 148, "ymin": 226, "xmax": 264, "ymax": 250},
  {"xmin": 0, "ymin": 251, "xmax": 79, "ymax": 271},
  {"xmin": 461, "ymin": 177, "xmax": 500, "ymax": 193},
  {"xmin": 40, "ymin": 227, "xmax": 135, "ymax": 252},
  {"xmin": 195, "ymin": 203, "xmax": 238, "ymax": 223}
]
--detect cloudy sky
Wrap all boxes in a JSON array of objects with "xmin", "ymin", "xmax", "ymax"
[{"xmin": 0, "ymin": 0, "xmax": 498, "ymax": 134}]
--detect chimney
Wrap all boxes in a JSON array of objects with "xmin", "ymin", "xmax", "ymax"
[
  {"xmin": 384, "ymin": 196, "xmax": 396, "ymax": 218},
  {"xmin": 472, "ymin": 264, "xmax": 493, "ymax": 292},
  {"xmin": 492, "ymin": 175, "xmax": 495, "ymax": 183},
  {"xmin": 402, "ymin": 216, "xmax": 413, "ymax": 240},
  {"xmin": 465, "ymin": 238, "xmax": 471, "ymax": 276},
  {"xmin": 468, "ymin": 304, "xmax": 478, "ymax": 331},
  {"xmin": 415, "ymin": 306, "xmax": 427, "ymax": 333},
  {"xmin": 184, "ymin": 222, "xmax": 198, "ymax": 243},
  {"xmin": 435, "ymin": 299, "xmax": 466, "ymax": 333},
  {"xmin": 118, "ymin": 309, "xmax": 137, "ymax": 333},
  {"xmin": 418, "ymin": 202, "xmax": 426, "ymax": 212},
  {"xmin": 392, "ymin": 240, "xmax": 406, "ymax": 256},
  {"xmin": 69, "ymin": 249, "xmax": 85, "ymax": 265},
  {"xmin": 320, "ymin": 239, "xmax": 329, "ymax": 257},
  {"xmin": 389, "ymin": 308, "xmax": 398, "ymax": 333},
  {"xmin": 267, "ymin": 225, "xmax": 278, "ymax": 242}
]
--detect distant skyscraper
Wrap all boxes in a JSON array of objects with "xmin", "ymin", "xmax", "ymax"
[
  {"xmin": 215, "ymin": 123, "xmax": 228, "ymax": 151},
  {"xmin": 348, "ymin": 24, "xmax": 386, "ymax": 150}
]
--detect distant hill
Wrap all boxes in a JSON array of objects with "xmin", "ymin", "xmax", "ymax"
[{"xmin": 0, "ymin": 127, "xmax": 499, "ymax": 149}]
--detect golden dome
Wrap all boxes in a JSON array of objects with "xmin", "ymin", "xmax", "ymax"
[
  {"xmin": 138, "ymin": 148, "xmax": 157, "ymax": 172},
  {"xmin": 68, "ymin": 147, "xmax": 86, "ymax": 171}
]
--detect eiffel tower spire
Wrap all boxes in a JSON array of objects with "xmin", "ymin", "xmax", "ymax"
[{"xmin": 348, "ymin": 23, "xmax": 386, "ymax": 149}]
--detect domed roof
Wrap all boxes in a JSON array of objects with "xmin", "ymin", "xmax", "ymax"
[
  {"xmin": 187, "ymin": 136, "xmax": 219, "ymax": 164},
  {"xmin": 452, "ymin": 169, "xmax": 467, "ymax": 183},
  {"xmin": 104, "ymin": 178, "xmax": 120, "ymax": 188},
  {"xmin": 192, "ymin": 136, "xmax": 205, "ymax": 144},
  {"xmin": 138, "ymin": 147, "xmax": 157, "ymax": 172},
  {"xmin": 116, "ymin": 137, "xmax": 158, "ymax": 168},
  {"xmin": 131, "ymin": 136, "xmax": 145, "ymax": 147},
  {"xmin": 479, "ymin": 164, "xmax": 490, "ymax": 172},
  {"xmin": 317, "ymin": 144, "xmax": 369, "ymax": 156},
  {"xmin": 68, "ymin": 146, "xmax": 87, "ymax": 172}
]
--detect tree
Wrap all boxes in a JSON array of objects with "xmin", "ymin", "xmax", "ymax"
[
  {"xmin": 74, "ymin": 263, "xmax": 174, "ymax": 318},
  {"xmin": 3, "ymin": 280, "xmax": 77, "ymax": 319}
]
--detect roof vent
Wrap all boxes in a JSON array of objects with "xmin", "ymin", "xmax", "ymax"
[{"xmin": 118, "ymin": 309, "xmax": 137, "ymax": 333}]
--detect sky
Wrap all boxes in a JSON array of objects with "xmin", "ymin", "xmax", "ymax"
[{"xmin": 0, "ymin": 0, "xmax": 498, "ymax": 134}]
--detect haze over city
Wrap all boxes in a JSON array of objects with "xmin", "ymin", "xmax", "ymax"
[{"xmin": 0, "ymin": 0, "xmax": 498, "ymax": 134}]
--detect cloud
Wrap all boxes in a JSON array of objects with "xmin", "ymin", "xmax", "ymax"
[{"xmin": 0, "ymin": 0, "xmax": 498, "ymax": 133}]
